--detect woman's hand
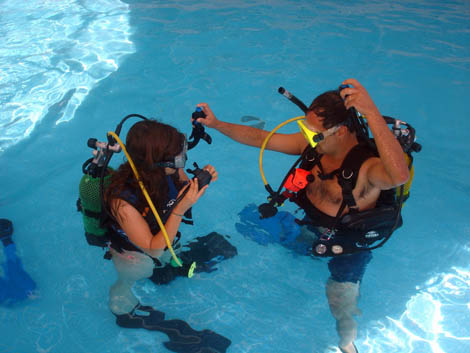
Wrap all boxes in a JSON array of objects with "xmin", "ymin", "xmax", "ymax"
[
  {"xmin": 202, "ymin": 164, "xmax": 218, "ymax": 182},
  {"xmin": 173, "ymin": 178, "xmax": 208, "ymax": 214}
]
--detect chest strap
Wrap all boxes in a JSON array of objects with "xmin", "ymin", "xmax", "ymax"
[{"xmin": 296, "ymin": 143, "xmax": 377, "ymax": 228}]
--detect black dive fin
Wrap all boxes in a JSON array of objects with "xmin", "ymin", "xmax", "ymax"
[
  {"xmin": 1, "ymin": 218, "xmax": 14, "ymax": 246},
  {"xmin": 180, "ymin": 232, "xmax": 237, "ymax": 270},
  {"xmin": 0, "ymin": 219, "xmax": 13, "ymax": 237},
  {"xmin": 150, "ymin": 232, "xmax": 237, "ymax": 285},
  {"xmin": 115, "ymin": 305, "xmax": 231, "ymax": 353}
]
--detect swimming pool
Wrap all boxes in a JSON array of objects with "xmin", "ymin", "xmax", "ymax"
[{"xmin": 0, "ymin": 0, "xmax": 469, "ymax": 352}]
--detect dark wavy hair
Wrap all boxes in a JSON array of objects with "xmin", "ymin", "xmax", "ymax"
[
  {"xmin": 105, "ymin": 119, "xmax": 185, "ymax": 214},
  {"xmin": 308, "ymin": 90, "xmax": 354, "ymax": 132}
]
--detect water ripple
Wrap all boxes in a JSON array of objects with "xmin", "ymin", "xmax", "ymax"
[
  {"xmin": 361, "ymin": 262, "xmax": 470, "ymax": 352},
  {"xmin": 0, "ymin": 0, "xmax": 135, "ymax": 153}
]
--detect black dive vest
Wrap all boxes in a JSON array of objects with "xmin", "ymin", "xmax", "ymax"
[
  {"xmin": 293, "ymin": 143, "xmax": 403, "ymax": 257},
  {"xmin": 107, "ymin": 175, "xmax": 191, "ymax": 257}
]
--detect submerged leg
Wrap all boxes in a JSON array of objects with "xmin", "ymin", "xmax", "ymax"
[
  {"xmin": 326, "ymin": 251, "xmax": 372, "ymax": 351},
  {"xmin": 109, "ymin": 247, "xmax": 232, "ymax": 352},
  {"xmin": 339, "ymin": 343, "xmax": 359, "ymax": 353},
  {"xmin": 326, "ymin": 278, "xmax": 360, "ymax": 351},
  {"xmin": 109, "ymin": 248, "xmax": 154, "ymax": 315}
]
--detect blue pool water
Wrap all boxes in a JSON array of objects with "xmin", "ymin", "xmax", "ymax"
[{"xmin": 0, "ymin": 0, "xmax": 469, "ymax": 352}]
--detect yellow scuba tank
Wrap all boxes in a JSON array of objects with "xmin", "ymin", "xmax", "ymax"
[{"xmin": 397, "ymin": 153, "xmax": 414, "ymax": 204}]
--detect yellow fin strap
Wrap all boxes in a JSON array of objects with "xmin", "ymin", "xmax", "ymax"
[
  {"xmin": 187, "ymin": 262, "xmax": 197, "ymax": 278},
  {"xmin": 107, "ymin": 131, "xmax": 183, "ymax": 268}
]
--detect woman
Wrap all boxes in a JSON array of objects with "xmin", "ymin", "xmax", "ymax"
[{"xmin": 104, "ymin": 119, "xmax": 217, "ymax": 316}]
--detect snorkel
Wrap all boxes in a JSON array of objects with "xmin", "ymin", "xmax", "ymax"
[{"xmin": 278, "ymin": 87, "xmax": 308, "ymax": 113}]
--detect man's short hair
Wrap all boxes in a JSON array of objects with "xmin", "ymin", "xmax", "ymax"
[{"xmin": 308, "ymin": 90, "xmax": 354, "ymax": 132}]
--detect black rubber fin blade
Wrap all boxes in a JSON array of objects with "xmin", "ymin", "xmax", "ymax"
[
  {"xmin": 149, "ymin": 232, "xmax": 237, "ymax": 285},
  {"xmin": 115, "ymin": 305, "xmax": 231, "ymax": 353},
  {"xmin": 0, "ymin": 218, "xmax": 13, "ymax": 239}
]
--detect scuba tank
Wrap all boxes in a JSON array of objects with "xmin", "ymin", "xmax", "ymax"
[{"xmin": 77, "ymin": 138, "xmax": 121, "ymax": 247}]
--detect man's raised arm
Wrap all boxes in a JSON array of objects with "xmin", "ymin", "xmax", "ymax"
[
  {"xmin": 195, "ymin": 102, "xmax": 306, "ymax": 155},
  {"xmin": 340, "ymin": 79, "xmax": 410, "ymax": 189}
]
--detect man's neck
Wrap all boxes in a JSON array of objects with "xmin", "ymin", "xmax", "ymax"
[{"xmin": 327, "ymin": 135, "xmax": 359, "ymax": 162}]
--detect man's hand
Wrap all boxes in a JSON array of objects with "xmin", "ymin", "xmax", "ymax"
[
  {"xmin": 195, "ymin": 103, "xmax": 220, "ymax": 129},
  {"xmin": 341, "ymin": 79, "xmax": 410, "ymax": 188},
  {"xmin": 340, "ymin": 78, "xmax": 381, "ymax": 119}
]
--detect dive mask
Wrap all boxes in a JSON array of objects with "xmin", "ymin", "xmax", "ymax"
[
  {"xmin": 297, "ymin": 119, "xmax": 339, "ymax": 148},
  {"xmin": 155, "ymin": 134, "xmax": 188, "ymax": 169}
]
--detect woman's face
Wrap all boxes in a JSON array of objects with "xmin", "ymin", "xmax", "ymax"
[{"xmin": 164, "ymin": 167, "xmax": 177, "ymax": 175}]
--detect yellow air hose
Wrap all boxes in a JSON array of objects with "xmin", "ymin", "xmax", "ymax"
[
  {"xmin": 107, "ymin": 131, "xmax": 195, "ymax": 274},
  {"xmin": 259, "ymin": 116, "xmax": 305, "ymax": 187}
]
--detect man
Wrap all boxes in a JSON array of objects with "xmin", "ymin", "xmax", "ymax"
[{"xmin": 195, "ymin": 79, "xmax": 409, "ymax": 353}]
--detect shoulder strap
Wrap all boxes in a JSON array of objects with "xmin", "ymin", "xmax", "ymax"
[
  {"xmin": 338, "ymin": 143, "xmax": 378, "ymax": 195},
  {"xmin": 331, "ymin": 143, "xmax": 378, "ymax": 227}
]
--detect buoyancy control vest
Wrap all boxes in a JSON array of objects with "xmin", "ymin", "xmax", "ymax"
[
  {"xmin": 257, "ymin": 85, "xmax": 420, "ymax": 257},
  {"xmin": 279, "ymin": 140, "xmax": 415, "ymax": 257},
  {"xmin": 106, "ymin": 176, "xmax": 192, "ymax": 257},
  {"xmin": 77, "ymin": 164, "xmax": 192, "ymax": 254},
  {"xmin": 291, "ymin": 142, "xmax": 408, "ymax": 256}
]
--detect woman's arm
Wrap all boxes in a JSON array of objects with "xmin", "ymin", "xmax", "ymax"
[
  {"xmin": 111, "ymin": 177, "xmax": 208, "ymax": 251},
  {"xmin": 111, "ymin": 199, "xmax": 184, "ymax": 250}
]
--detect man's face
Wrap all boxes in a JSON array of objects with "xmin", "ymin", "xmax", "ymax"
[{"xmin": 305, "ymin": 110, "xmax": 338, "ymax": 154}]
